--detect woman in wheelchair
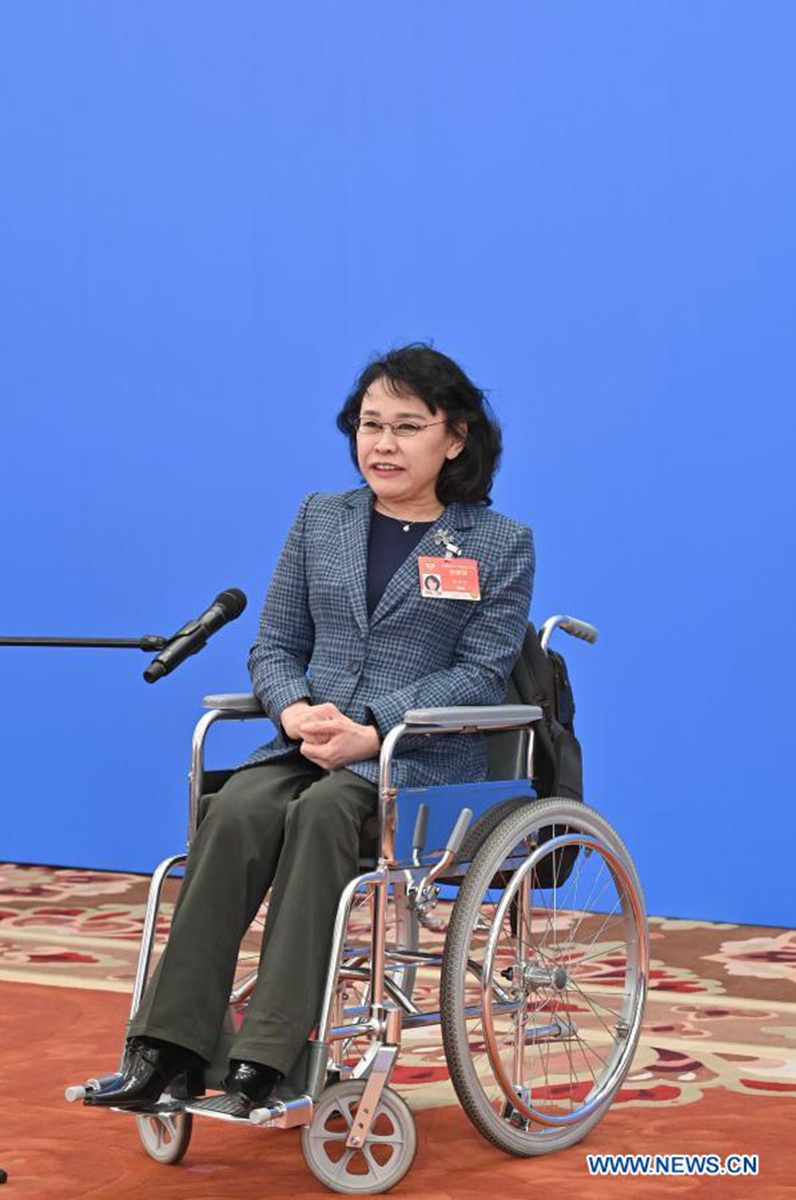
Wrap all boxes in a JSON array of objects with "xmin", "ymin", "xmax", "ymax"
[{"xmin": 86, "ymin": 343, "xmax": 535, "ymax": 1116}]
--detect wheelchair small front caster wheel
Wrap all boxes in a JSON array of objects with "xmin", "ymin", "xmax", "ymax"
[
  {"xmin": 301, "ymin": 1080, "xmax": 417, "ymax": 1194},
  {"xmin": 136, "ymin": 1111, "xmax": 193, "ymax": 1164}
]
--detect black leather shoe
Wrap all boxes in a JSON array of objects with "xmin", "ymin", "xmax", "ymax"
[
  {"xmin": 221, "ymin": 1059, "xmax": 283, "ymax": 1110},
  {"xmin": 84, "ymin": 1037, "xmax": 202, "ymax": 1110}
]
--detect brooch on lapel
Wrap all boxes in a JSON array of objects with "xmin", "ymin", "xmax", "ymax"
[{"xmin": 433, "ymin": 528, "xmax": 462, "ymax": 558}]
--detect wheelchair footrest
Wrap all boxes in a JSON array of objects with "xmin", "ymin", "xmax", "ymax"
[
  {"xmin": 185, "ymin": 1093, "xmax": 252, "ymax": 1122},
  {"xmin": 185, "ymin": 1092, "xmax": 314, "ymax": 1129}
]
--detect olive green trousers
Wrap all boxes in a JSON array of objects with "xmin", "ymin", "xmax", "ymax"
[{"xmin": 128, "ymin": 756, "xmax": 378, "ymax": 1076}]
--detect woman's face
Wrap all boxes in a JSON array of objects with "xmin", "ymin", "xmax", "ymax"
[{"xmin": 355, "ymin": 376, "xmax": 465, "ymax": 509}]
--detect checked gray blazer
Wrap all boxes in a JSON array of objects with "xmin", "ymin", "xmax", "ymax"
[{"xmin": 243, "ymin": 487, "xmax": 535, "ymax": 788}]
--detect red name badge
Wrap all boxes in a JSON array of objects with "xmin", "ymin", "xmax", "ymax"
[{"xmin": 417, "ymin": 556, "xmax": 481, "ymax": 601}]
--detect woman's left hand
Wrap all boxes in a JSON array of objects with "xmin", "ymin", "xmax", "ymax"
[{"xmin": 298, "ymin": 704, "xmax": 381, "ymax": 769}]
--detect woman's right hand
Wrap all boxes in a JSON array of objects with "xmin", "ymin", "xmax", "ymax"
[
  {"xmin": 281, "ymin": 700, "xmax": 346, "ymax": 743},
  {"xmin": 280, "ymin": 700, "xmax": 314, "ymax": 741}
]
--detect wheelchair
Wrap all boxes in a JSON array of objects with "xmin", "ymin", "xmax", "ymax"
[{"xmin": 66, "ymin": 613, "xmax": 648, "ymax": 1194}]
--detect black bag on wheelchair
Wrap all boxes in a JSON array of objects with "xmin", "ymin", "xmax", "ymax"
[
  {"xmin": 511, "ymin": 622, "xmax": 583, "ymax": 803},
  {"xmin": 459, "ymin": 622, "xmax": 585, "ymax": 889}
]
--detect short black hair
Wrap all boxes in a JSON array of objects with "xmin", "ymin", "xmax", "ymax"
[{"xmin": 336, "ymin": 343, "xmax": 502, "ymax": 506}]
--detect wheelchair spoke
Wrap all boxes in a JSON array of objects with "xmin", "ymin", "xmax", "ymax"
[
  {"xmin": 566, "ymin": 979, "xmax": 622, "ymax": 1041},
  {"xmin": 523, "ymin": 1006, "xmax": 542, "ymax": 1090},
  {"xmin": 582, "ymin": 896, "xmax": 623, "ymax": 949},
  {"xmin": 567, "ymin": 869, "xmax": 616, "ymax": 945},
  {"xmin": 569, "ymin": 936, "xmax": 637, "ymax": 969},
  {"xmin": 561, "ymin": 1010, "xmax": 578, "ymax": 1114},
  {"xmin": 574, "ymin": 1026, "xmax": 609, "ymax": 1073},
  {"xmin": 568, "ymin": 844, "xmax": 586, "ymax": 921},
  {"xmin": 538, "ymin": 994, "xmax": 556, "ymax": 1090},
  {"xmin": 533, "ymin": 883, "xmax": 557, "ymax": 956},
  {"xmin": 566, "ymin": 979, "xmax": 624, "ymax": 1022},
  {"xmin": 567, "ymin": 911, "xmax": 634, "ymax": 949}
]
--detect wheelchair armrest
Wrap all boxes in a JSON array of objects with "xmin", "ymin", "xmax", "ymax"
[
  {"xmin": 402, "ymin": 704, "xmax": 543, "ymax": 731},
  {"xmin": 202, "ymin": 693, "xmax": 265, "ymax": 715}
]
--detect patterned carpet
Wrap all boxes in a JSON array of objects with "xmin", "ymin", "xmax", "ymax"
[{"xmin": 1, "ymin": 861, "xmax": 795, "ymax": 1196}]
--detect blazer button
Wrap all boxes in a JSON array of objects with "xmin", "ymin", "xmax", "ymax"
[{"xmin": 348, "ymin": 660, "xmax": 362, "ymax": 674}]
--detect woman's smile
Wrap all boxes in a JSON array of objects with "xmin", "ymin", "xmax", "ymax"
[{"xmin": 369, "ymin": 461, "xmax": 405, "ymax": 475}]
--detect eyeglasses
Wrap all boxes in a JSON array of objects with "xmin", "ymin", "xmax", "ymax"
[{"xmin": 353, "ymin": 417, "xmax": 448, "ymax": 439}]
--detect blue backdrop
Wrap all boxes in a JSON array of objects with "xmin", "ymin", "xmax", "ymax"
[{"xmin": 1, "ymin": 3, "xmax": 794, "ymax": 926}]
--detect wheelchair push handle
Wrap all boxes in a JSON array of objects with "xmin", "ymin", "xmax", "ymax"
[{"xmin": 539, "ymin": 614, "xmax": 598, "ymax": 653}]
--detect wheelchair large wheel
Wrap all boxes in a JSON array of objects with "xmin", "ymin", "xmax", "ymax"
[
  {"xmin": 440, "ymin": 798, "xmax": 647, "ymax": 1156},
  {"xmin": 301, "ymin": 1079, "xmax": 417, "ymax": 1194}
]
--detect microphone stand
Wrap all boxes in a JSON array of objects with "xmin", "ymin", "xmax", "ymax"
[{"xmin": 0, "ymin": 631, "xmax": 188, "ymax": 1152}]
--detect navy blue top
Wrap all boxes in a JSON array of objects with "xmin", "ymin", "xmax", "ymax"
[{"xmin": 366, "ymin": 509, "xmax": 434, "ymax": 618}]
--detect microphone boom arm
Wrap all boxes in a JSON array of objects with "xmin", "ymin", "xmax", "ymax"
[{"xmin": 0, "ymin": 635, "xmax": 168, "ymax": 650}]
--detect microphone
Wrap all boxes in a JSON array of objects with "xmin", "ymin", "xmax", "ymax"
[{"xmin": 143, "ymin": 588, "xmax": 247, "ymax": 683}]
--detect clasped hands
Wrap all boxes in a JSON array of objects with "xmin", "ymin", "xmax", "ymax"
[{"xmin": 280, "ymin": 700, "xmax": 381, "ymax": 770}]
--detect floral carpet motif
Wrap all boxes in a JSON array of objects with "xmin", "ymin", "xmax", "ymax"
[{"xmin": 2, "ymin": 861, "xmax": 795, "ymax": 1117}]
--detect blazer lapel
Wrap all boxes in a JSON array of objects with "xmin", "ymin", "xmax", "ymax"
[
  {"xmin": 369, "ymin": 500, "xmax": 476, "ymax": 628},
  {"xmin": 340, "ymin": 488, "xmax": 372, "ymax": 636}
]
